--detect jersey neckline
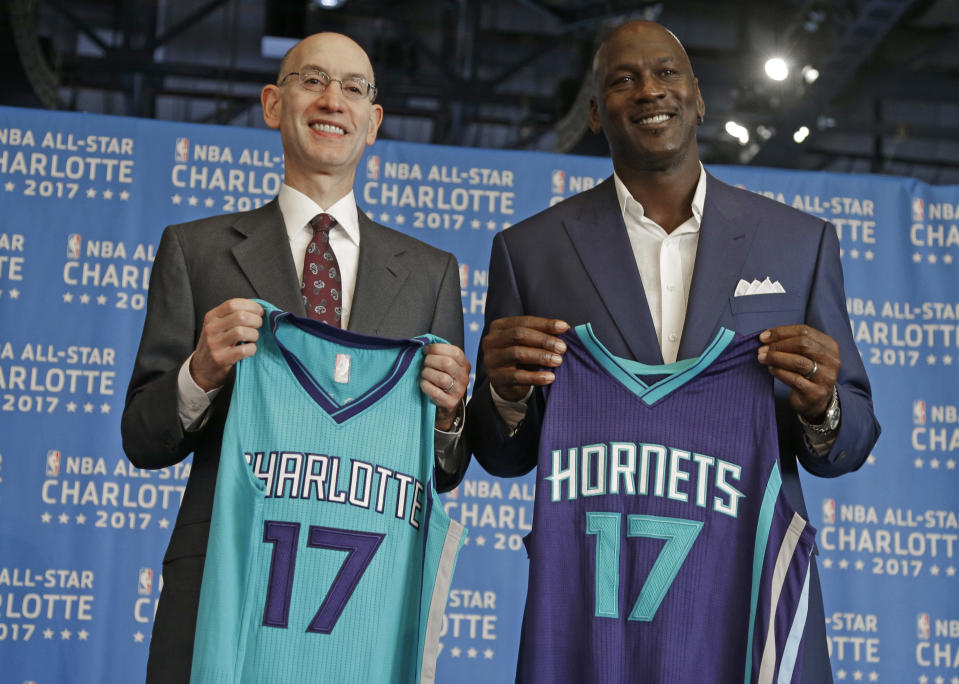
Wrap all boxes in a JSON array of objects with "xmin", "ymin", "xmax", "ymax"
[{"xmin": 574, "ymin": 323, "xmax": 735, "ymax": 405}]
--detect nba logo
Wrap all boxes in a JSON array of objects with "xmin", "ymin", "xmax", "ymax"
[
  {"xmin": 66, "ymin": 234, "xmax": 82, "ymax": 259},
  {"xmin": 912, "ymin": 197, "xmax": 924, "ymax": 222},
  {"xmin": 913, "ymin": 400, "xmax": 926, "ymax": 425},
  {"xmin": 459, "ymin": 264, "xmax": 469, "ymax": 289},
  {"xmin": 551, "ymin": 169, "xmax": 565, "ymax": 195},
  {"xmin": 366, "ymin": 155, "xmax": 380, "ymax": 180},
  {"xmin": 917, "ymin": 613, "xmax": 930, "ymax": 639},
  {"xmin": 46, "ymin": 450, "xmax": 61, "ymax": 476},
  {"xmin": 175, "ymin": 137, "xmax": 189, "ymax": 162},
  {"xmin": 822, "ymin": 498, "xmax": 836, "ymax": 524},
  {"xmin": 138, "ymin": 568, "xmax": 154, "ymax": 595}
]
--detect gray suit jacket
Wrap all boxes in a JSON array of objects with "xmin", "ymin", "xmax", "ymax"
[
  {"xmin": 467, "ymin": 174, "xmax": 880, "ymax": 684},
  {"xmin": 122, "ymin": 199, "xmax": 467, "ymax": 682}
]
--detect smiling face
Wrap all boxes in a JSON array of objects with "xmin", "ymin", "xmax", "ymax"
[
  {"xmin": 589, "ymin": 21, "xmax": 705, "ymax": 175},
  {"xmin": 261, "ymin": 33, "xmax": 383, "ymax": 195}
]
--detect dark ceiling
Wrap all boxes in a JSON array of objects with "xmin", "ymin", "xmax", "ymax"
[{"xmin": 3, "ymin": 0, "xmax": 958, "ymax": 183}]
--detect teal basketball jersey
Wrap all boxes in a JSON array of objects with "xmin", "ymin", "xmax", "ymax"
[{"xmin": 190, "ymin": 301, "xmax": 466, "ymax": 684}]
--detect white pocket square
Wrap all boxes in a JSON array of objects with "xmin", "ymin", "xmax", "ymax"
[{"xmin": 734, "ymin": 278, "xmax": 786, "ymax": 296}]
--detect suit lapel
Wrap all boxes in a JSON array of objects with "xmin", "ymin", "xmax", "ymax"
[
  {"xmin": 230, "ymin": 199, "xmax": 305, "ymax": 314},
  {"xmin": 564, "ymin": 180, "xmax": 663, "ymax": 363},
  {"xmin": 348, "ymin": 212, "xmax": 410, "ymax": 336},
  {"xmin": 679, "ymin": 174, "xmax": 757, "ymax": 358}
]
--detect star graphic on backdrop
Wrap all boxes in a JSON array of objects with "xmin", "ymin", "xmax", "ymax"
[
  {"xmin": 866, "ymin": 453, "xmax": 877, "ymax": 465},
  {"xmin": 839, "ymin": 558, "xmax": 849, "ymax": 569},
  {"xmin": 61, "ymin": 629, "xmax": 72, "ymax": 640},
  {"xmin": 944, "ymin": 254, "xmax": 954, "ymax": 264},
  {"xmin": 59, "ymin": 513, "xmax": 70, "ymax": 524},
  {"xmin": 188, "ymin": 196, "xmax": 198, "ymax": 206},
  {"xmin": 134, "ymin": 632, "xmax": 146, "ymax": 643},
  {"xmin": 471, "ymin": 219, "xmax": 481, "ymax": 229},
  {"xmin": 100, "ymin": 403, "xmax": 111, "ymax": 414},
  {"xmin": 951, "ymin": 675, "xmax": 959, "ymax": 684},
  {"xmin": 930, "ymin": 565, "xmax": 941, "ymax": 576},
  {"xmin": 80, "ymin": 293, "xmax": 90, "ymax": 304},
  {"xmin": 8, "ymin": 288, "xmax": 19, "ymax": 299},
  {"xmin": 927, "ymin": 354, "xmax": 938, "ymax": 365},
  {"xmin": 852, "ymin": 672, "xmax": 863, "ymax": 681},
  {"xmin": 502, "ymin": 221, "xmax": 512, "ymax": 229},
  {"xmin": 467, "ymin": 648, "xmax": 478, "ymax": 658},
  {"xmin": 4, "ymin": 181, "xmax": 14, "ymax": 191},
  {"xmin": 120, "ymin": 190, "xmax": 130, "ymax": 200},
  {"xmin": 850, "ymin": 249, "xmax": 860, "ymax": 259},
  {"xmin": 486, "ymin": 220, "xmax": 497, "ymax": 230},
  {"xmin": 914, "ymin": 457, "xmax": 924, "ymax": 468},
  {"xmin": 102, "ymin": 189, "xmax": 114, "ymax": 200},
  {"xmin": 394, "ymin": 214, "xmax": 405, "ymax": 224},
  {"xmin": 865, "ymin": 250, "xmax": 875, "ymax": 260},
  {"xmin": 43, "ymin": 628, "xmax": 54, "ymax": 639},
  {"xmin": 380, "ymin": 212, "xmax": 390, "ymax": 222},
  {"xmin": 66, "ymin": 401, "xmax": 77, "ymax": 412},
  {"xmin": 171, "ymin": 194, "xmax": 182, "ymax": 205},
  {"xmin": 78, "ymin": 629, "xmax": 89, "ymax": 640},
  {"xmin": 158, "ymin": 518, "xmax": 170, "ymax": 529},
  {"xmin": 41, "ymin": 512, "xmax": 52, "ymax": 523},
  {"xmin": 822, "ymin": 558, "xmax": 834, "ymax": 568},
  {"xmin": 868, "ymin": 672, "xmax": 879, "ymax": 682},
  {"xmin": 912, "ymin": 252, "xmax": 922, "ymax": 262},
  {"xmin": 935, "ymin": 677, "xmax": 945, "ymax": 684},
  {"xmin": 83, "ymin": 402, "xmax": 94, "ymax": 413},
  {"xmin": 943, "ymin": 355, "xmax": 954, "ymax": 366},
  {"xmin": 835, "ymin": 670, "xmax": 846, "ymax": 680},
  {"xmin": 75, "ymin": 514, "xmax": 87, "ymax": 524},
  {"xmin": 63, "ymin": 292, "xmax": 74, "ymax": 302},
  {"xmin": 930, "ymin": 458, "xmax": 941, "ymax": 469},
  {"xmin": 918, "ymin": 675, "xmax": 928, "ymax": 684},
  {"xmin": 949, "ymin": 460, "xmax": 958, "ymax": 470},
  {"xmin": 97, "ymin": 294, "xmax": 107, "ymax": 305},
  {"xmin": 474, "ymin": 536, "xmax": 486, "ymax": 547},
  {"xmin": 855, "ymin": 560, "xmax": 865, "ymax": 570},
  {"xmin": 928, "ymin": 254, "xmax": 938, "ymax": 264},
  {"xmin": 483, "ymin": 649, "xmax": 494, "ymax": 659},
  {"xmin": 469, "ymin": 321, "xmax": 481, "ymax": 332},
  {"xmin": 450, "ymin": 647, "xmax": 462, "ymax": 658},
  {"xmin": 204, "ymin": 197, "xmax": 215, "ymax": 208},
  {"xmin": 86, "ymin": 188, "xmax": 97, "ymax": 198}
]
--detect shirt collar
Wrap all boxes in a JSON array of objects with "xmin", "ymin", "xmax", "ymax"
[
  {"xmin": 613, "ymin": 163, "xmax": 707, "ymax": 229},
  {"xmin": 277, "ymin": 184, "xmax": 361, "ymax": 246}
]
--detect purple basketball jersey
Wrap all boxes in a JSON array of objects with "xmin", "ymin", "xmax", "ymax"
[{"xmin": 518, "ymin": 324, "xmax": 815, "ymax": 684}]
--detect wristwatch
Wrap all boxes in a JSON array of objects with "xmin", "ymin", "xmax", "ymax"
[{"xmin": 798, "ymin": 386, "xmax": 840, "ymax": 434}]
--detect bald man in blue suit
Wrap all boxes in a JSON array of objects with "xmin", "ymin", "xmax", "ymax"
[{"xmin": 466, "ymin": 21, "xmax": 879, "ymax": 684}]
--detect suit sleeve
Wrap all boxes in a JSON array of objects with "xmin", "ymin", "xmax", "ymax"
[
  {"xmin": 430, "ymin": 251, "xmax": 471, "ymax": 493},
  {"xmin": 121, "ymin": 225, "xmax": 204, "ymax": 469},
  {"xmin": 797, "ymin": 220, "xmax": 881, "ymax": 477},
  {"xmin": 465, "ymin": 232, "xmax": 541, "ymax": 478}
]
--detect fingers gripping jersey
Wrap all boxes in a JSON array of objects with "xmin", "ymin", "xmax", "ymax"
[
  {"xmin": 519, "ymin": 324, "xmax": 815, "ymax": 684},
  {"xmin": 190, "ymin": 301, "xmax": 466, "ymax": 684}
]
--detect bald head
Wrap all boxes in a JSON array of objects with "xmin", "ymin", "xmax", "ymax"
[
  {"xmin": 592, "ymin": 21, "xmax": 694, "ymax": 88},
  {"xmin": 277, "ymin": 32, "xmax": 376, "ymax": 86}
]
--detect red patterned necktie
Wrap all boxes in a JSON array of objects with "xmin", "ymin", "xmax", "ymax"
[{"xmin": 300, "ymin": 213, "xmax": 343, "ymax": 326}]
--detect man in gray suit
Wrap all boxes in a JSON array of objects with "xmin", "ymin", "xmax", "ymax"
[{"xmin": 122, "ymin": 32, "xmax": 470, "ymax": 683}]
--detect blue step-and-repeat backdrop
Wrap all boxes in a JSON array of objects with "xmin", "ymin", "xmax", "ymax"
[{"xmin": 0, "ymin": 104, "xmax": 957, "ymax": 683}]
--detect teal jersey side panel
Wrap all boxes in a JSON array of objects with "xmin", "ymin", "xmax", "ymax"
[{"xmin": 191, "ymin": 302, "xmax": 465, "ymax": 684}]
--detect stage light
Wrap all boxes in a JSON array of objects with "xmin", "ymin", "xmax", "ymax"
[
  {"xmin": 793, "ymin": 126, "xmax": 810, "ymax": 144},
  {"xmin": 312, "ymin": 0, "xmax": 346, "ymax": 8},
  {"xmin": 764, "ymin": 57, "xmax": 789, "ymax": 82},
  {"xmin": 801, "ymin": 65, "xmax": 820, "ymax": 84},
  {"xmin": 725, "ymin": 121, "xmax": 750, "ymax": 145}
]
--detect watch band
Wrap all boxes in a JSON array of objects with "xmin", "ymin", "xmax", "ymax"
[{"xmin": 798, "ymin": 385, "xmax": 840, "ymax": 434}]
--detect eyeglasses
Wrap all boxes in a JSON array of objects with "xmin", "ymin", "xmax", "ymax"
[{"xmin": 280, "ymin": 68, "xmax": 377, "ymax": 102}]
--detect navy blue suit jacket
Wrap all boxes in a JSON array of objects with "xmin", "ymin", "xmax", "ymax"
[{"xmin": 466, "ymin": 173, "xmax": 880, "ymax": 683}]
